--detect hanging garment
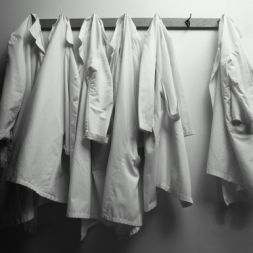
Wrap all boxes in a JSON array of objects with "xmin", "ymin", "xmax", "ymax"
[
  {"xmin": 0, "ymin": 14, "xmax": 46, "ymax": 226},
  {"xmin": 67, "ymin": 14, "xmax": 112, "ymax": 219},
  {"xmin": 81, "ymin": 14, "xmax": 113, "ymax": 143},
  {"xmin": 207, "ymin": 15, "xmax": 253, "ymax": 204},
  {"xmin": 0, "ymin": 14, "xmax": 45, "ymax": 142},
  {"xmin": 5, "ymin": 15, "xmax": 80, "ymax": 203},
  {"xmin": 138, "ymin": 14, "xmax": 193, "ymax": 212},
  {"xmin": 102, "ymin": 14, "xmax": 143, "ymax": 227}
]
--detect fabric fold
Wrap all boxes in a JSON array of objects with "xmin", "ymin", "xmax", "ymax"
[
  {"xmin": 207, "ymin": 15, "xmax": 253, "ymax": 204},
  {"xmin": 0, "ymin": 14, "xmax": 46, "ymax": 228},
  {"xmin": 78, "ymin": 14, "xmax": 113, "ymax": 144},
  {"xmin": 29, "ymin": 14, "xmax": 45, "ymax": 54},
  {"xmin": 6, "ymin": 15, "xmax": 78, "ymax": 204},
  {"xmin": 138, "ymin": 14, "xmax": 193, "ymax": 212},
  {"xmin": 101, "ymin": 13, "xmax": 143, "ymax": 229}
]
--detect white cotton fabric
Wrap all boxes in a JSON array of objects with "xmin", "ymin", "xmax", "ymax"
[
  {"xmin": 80, "ymin": 14, "xmax": 113, "ymax": 144},
  {"xmin": 6, "ymin": 15, "xmax": 80, "ymax": 203},
  {"xmin": 138, "ymin": 14, "xmax": 193, "ymax": 212},
  {"xmin": 0, "ymin": 13, "xmax": 195, "ymax": 237},
  {"xmin": 207, "ymin": 15, "xmax": 253, "ymax": 205},
  {"xmin": 102, "ymin": 14, "xmax": 143, "ymax": 227},
  {"xmin": 0, "ymin": 14, "xmax": 46, "ymax": 225},
  {"xmin": 67, "ymin": 14, "xmax": 112, "ymax": 219},
  {"xmin": 0, "ymin": 14, "xmax": 45, "ymax": 142}
]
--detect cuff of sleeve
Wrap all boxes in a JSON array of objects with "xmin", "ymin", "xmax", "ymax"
[
  {"xmin": 170, "ymin": 113, "xmax": 180, "ymax": 121},
  {"xmin": 139, "ymin": 121, "xmax": 153, "ymax": 132},
  {"xmin": 84, "ymin": 131, "xmax": 109, "ymax": 144},
  {"xmin": 180, "ymin": 199, "xmax": 193, "ymax": 208}
]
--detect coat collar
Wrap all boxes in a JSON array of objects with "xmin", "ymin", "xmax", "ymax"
[{"xmin": 29, "ymin": 13, "xmax": 45, "ymax": 54}]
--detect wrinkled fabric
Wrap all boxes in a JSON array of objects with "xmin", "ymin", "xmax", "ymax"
[
  {"xmin": 138, "ymin": 15, "xmax": 193, "ymax": 212},
  {"xmin": 0, "ymin": 14, "xmax": 46, "ymax": 226},
  {"xmin": 207, "ymin": 15, "xmax": 253, "ymax": 204},
  {"xmin": 67, "ymin": 14, "xmax": 112, "ymax": 219},
  {"xmin": 79, "ymin": 14, "xmax": 113, "ymax": 144},
  {"xmin": 102, "ymin": 14, "xmax": 143, "ymax": 227},
  {"xmin": 6, "ymin": 15, "xmax": 79, "ymax": 203},
  {"xmin": 0, "ymin": 14, "xmax": 45, "ymax": 142}
]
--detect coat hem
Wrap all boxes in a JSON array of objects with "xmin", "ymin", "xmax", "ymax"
[
  {"xmin": 207, "ymin": 169, "xmax": 242, "ymax": 185},
  {"xmin": 144, "ymin": 200, "xmax": 157, "ymax": 212},
  {"xmin": 66, "ymin": 211, "xmax": 100, "ymax": 219},
  {"xmin": 157, "ymin": 184, "xmax": 193, "ymax": 205},
  {"xmin": 102, "ymin": 212, "xmax": 142, "ymax": 227},
  {"xmin": 7, "ymin": 177, "xmax": 66, "ymax": 203}
]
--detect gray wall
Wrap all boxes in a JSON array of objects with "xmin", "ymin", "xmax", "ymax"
[{"xmin": 1, "ymin": 0, "xmax": 253, "ymax": 252}]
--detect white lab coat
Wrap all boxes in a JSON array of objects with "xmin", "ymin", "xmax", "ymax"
[
  {"xmin": 0, "ymin": 14, "xmax": 45, "ymax": 142},
  {"xmin": 67, "ymin": 14, "xmax": 112, "ymax": 219},
  {"xmin": 138, "ymin": 14, "xmax": 193, "ymax": 212},
  {"xmin": 6, "ymin": 15, "xmax": 79, "ymax": 203},
  {"xmin": 0, "ymin": 14, "xmax": 46, "ymax": 225},
  {"xmin": 102, "ymin": 14, "xmax": 143, "ymax": 227},
  {"xmin": 207, "ymin": 15, "xmax": 253, "ymax": 204}
]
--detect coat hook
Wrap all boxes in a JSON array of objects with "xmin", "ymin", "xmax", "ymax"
[{"xmin": 185, "ymin": 13, "xmax": 192, "ymax": 28}]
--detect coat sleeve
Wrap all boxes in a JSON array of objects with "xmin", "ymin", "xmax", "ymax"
[
  {"xmin": 158, "ymin": 33, "xmax": 180, "ymax": 123},
  {"xmin": 159, "ymin": 61, "xmax": 180, "ymax": 123},
  {"xmin": 84, "ymin": 49, "xmax": 113, "ymax": 144},
  {"xmin": 138, "ymin": 33, "xmax": 156, "ymax": 132},
  {"xmin": 66, "ymin": 50, "xmax": 81, "ymax": 154},
  {"xmin": 0, "ymin": 33, "xmax": 26, "ymax": 141},
  {"xmin": 165, "ymin": 36, "xmax": 194, "ymax": 136},
  {"xmin": 64, "ymin": 21, "xmax": 82, "ymax": 155},
  {"xmin": 226, "ymin": 52, "xmax": 253, "ymax": 128}
]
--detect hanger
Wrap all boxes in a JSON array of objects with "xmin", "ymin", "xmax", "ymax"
[{"xmin": 185, "ymin": 13, "xmax": 192, "ymax": 28}]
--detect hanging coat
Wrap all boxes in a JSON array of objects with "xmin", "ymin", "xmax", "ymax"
[
  {"xmin": 0, "ymin": 14, "xmax": 45, "ymax": 143},
  {"xmin": 5, "ymin": 15, "xmax": 80, "ymax": 203},
  {"xmin": 138, "ymin": 14, "xmax": 193, "ymax": 212},
  {"xmin": 207, "ymin": 15, "xmax": 253, "ymax": 204},
  {"xmin": 102, "ymin": 14, "xmax": 143, "ymax": 227},
  {"xmin": 67, "ymin": 14, "xmax": 112, "ymax": 219},
  {"xmin": 0, "ymin": 14, "xmax": 46, "ymax": 226},
  {"xmin": 0, "ymin": 14, "xmax": 45, "ymax": 170}
]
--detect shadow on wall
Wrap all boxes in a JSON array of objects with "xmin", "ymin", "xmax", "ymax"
[
  {"xmin": 0, "ymin": 187, "xmax": 253, "ymax": 253},
  {"xmin": 147, "ymin": 188, "xmax": 181, "ymax": 235},
  {"xmin": 77, "ymin": 189, "xmax": 184, "ymax": 253},
  {"xmin": 214, "ymin": 179, "xmax": 253, "ymax": 230}
]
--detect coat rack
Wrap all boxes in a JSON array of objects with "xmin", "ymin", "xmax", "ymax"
[{"xmin": 40, "ymin": 17, "xmax": 220, "ymax": 30}]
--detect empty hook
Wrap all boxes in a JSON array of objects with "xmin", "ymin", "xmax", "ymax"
[{"xmin": 185, "ymin": 13, "xmax": 192, "ymax": 28}]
